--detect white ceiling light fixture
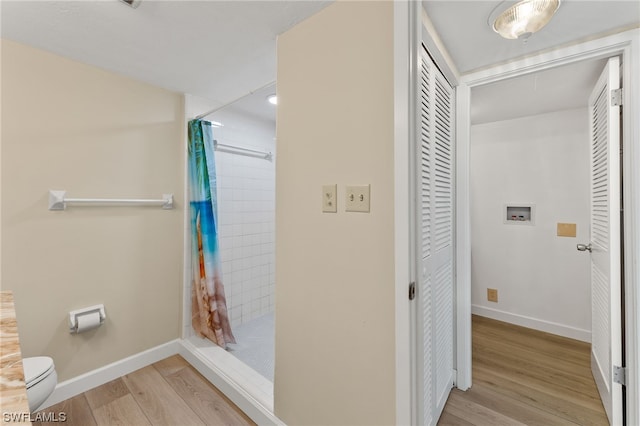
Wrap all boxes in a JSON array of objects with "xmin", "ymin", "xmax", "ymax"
[
  {"xmin": 120, "ymin": 0, "xmax": 141, "ymax": 8},
  {"xmin": 267, "ymin": 94, "xmax": 277, "ymax": 105},
  {"xmin": 490, "ymin": 0, "xmax": 561, "ymax": 40}
]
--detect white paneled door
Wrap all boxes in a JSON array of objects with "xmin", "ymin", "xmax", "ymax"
[
  {"xmin": 586, "ymin": 56, "xmax": 623, "ymax": 425},
  {"xmin": 415, "ymin": 45, "xmax": 455, "ymax": 426}
]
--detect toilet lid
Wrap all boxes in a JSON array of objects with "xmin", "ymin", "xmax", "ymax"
[{"xmin": 23, "ymin": 356, "xmax": 54, "ymax": 387}]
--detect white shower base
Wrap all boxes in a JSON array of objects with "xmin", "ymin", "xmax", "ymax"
[
  {"xmin": 182, "ymin": 312, "xmax": 277, "ymax": 424},
  {"xmin": 228, "ymin": 312, "xmax": 275, "ymax": 381}
]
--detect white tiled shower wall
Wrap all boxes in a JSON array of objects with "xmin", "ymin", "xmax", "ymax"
[
  {"xmin": 212, "ymin": 109, "xmax": 276, "ymax": 329},
  {"xmin": 183, "ymin": 95, "xmax": 276, "ymax": 337}
]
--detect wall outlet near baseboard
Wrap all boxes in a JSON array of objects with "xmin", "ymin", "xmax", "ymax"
[{"xmin": 487, "ymin": 288, "xmax": 498, "ymax": 303}]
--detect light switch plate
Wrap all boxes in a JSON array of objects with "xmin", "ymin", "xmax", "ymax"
[
  {"xmin": 322, "ymin": 184, "xmax": 337, "ymax": 213},
  {"xmin": 345, "ymin": 185, "xmax": 370, "ymax": 213}
]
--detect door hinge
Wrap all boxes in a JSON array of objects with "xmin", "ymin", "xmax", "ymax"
[
  {"xmin": 409, "ymin": 282, "xmax": 416, "ymax": 300},
  {"xmin": 611, "ymin": 88, "xmax": 623, "ymax": 106},
  {"xmin": 613, "ymin": 365, "xmax": 626, "ymax": 386}
]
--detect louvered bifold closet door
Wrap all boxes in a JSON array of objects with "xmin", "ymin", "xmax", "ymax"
[
  {"xmin": 417, "ymin": 48, "xmax": 434, "ymax": 426},
  {"xmin": 432, "ymin": 60, "xmax": 454, "ymax": 418},
  {"xmin": 416, "ymin": 45, "xmax": 455, "ymax": 426}
]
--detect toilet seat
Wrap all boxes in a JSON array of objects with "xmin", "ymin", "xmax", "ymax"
[
  {"xmin": 23, "ymin": 356, "xmax": 57, "ymax": 412},
  {"xmin": 23, "ymin": 356, "xmax": 55, "ymax": 388}
]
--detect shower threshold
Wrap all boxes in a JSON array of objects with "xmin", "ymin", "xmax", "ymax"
[{"xmin": 180, "ymin": 335, "xmax": 279, "ymax": 425}]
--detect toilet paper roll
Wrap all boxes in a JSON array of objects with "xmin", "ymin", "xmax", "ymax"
[{"xmin": 76, "ymin": 312, "xmax": 102, "ymax": 333}]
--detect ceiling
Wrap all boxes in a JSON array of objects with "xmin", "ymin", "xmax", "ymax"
[
  {"xmin": 470, "ymin": 57, "xmax": 607, "ymax": 124},
  {"xmin": 0, "ymin": 0, "xmax": 330, "ymax": 120},
  {"xmin": 423, "ymin": 0, "xmax": 639, "ymax": 75},
  {"xmin": 1, "ymin": 1, "xmax": 638, "ymax": 126},
  {"xmin": 219, "ymin": 83, "xmax": 277, "ymax": 124},
  {"xmin": 421, "ymin": 1, "xmax": 639, "ymax": 125}
]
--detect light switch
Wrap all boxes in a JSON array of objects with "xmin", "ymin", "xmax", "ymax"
[
  {"xmin": 345, "ymin": 185, "xmax": 370, "ymax": 213},
  {"xmin": 322, "ymin": 184, "xmax": 337, "ymax": 213},
  {"xmin": 557, "ymin": 223, "xmax": 577, "ymax": 237}
]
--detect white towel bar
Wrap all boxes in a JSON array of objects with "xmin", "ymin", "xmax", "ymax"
[{"xmin": 48, "ymin": 190, "xmax": 174, "ymax": 210}]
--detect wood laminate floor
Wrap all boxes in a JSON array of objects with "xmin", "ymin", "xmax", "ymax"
[
  {"xmin": 33, "ymin": 355, "xmax": 255, "ymax": 426},
  {"xmin": 32, "ymin": 316, "xmax": 608, "ymax": 426},
  {"xmin": 439, "ymin": 315, "xmax": 608, "ymax": 426}
]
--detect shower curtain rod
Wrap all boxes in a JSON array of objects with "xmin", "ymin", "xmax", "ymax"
[
  {"xmin": 214, "ymin": 140, "xmax": 273, "ymax": 161},
  {"xmin": 194, "ymin": 80, "xmax": 276, "ymax": 120}
]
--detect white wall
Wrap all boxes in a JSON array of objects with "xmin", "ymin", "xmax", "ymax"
[
  {"xmin": 1, "ymin": 39, "xmax": 184, "ymax": 381},
  {"xmin": 470, "ymin": 108, "xmax": 591, "ymax": 341},
  {"xmin": 183, "ymin": 96, "xmax": 276, "ymax": 337}
]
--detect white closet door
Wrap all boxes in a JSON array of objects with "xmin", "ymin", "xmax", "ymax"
[
  {"xmin": 432, "ymin": 60, "xmax": 455, "ymax": 418},
  {"xmin": 416, "ymin": 46, "xmax": 455, "ymax": 426},
  {"xmin": 417, "ymin": 48, "xmax": 434, "ymax": 426},
  {"xmin": 588, "ymin": 56, "xmax": 622, "ymax": 425}
]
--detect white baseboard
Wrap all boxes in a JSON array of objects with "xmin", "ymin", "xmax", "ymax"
[
  {"xmin": 179, "ymin": 338, "xmax": 284, "ymax": 426},
  {"xmin": 472, "ymin": 304, "xmax": 591, "ymax": 342},
  {"xmin": 37, "ymin": 337, "xmax": 284, "ymax": 425},
  {"xmin": 40, "ymin": 339, "xmax": 181, "ymax": 410}
]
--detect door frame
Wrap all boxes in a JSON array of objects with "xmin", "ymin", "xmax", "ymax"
[
  {"xmin": 395, "ymin": 2, "xmax": 463, "ymax": 424},
  {"xmin": 455, "ymin": 28, "xmax": 640, "ymax": 425}
]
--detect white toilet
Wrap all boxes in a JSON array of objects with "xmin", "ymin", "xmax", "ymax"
[{"xmin": 22, "ymin": 356, "xmax": 57, "ymax": 412}]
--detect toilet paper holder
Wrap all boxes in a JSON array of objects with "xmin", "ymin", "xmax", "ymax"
[{"xmin": 69, "ymin": 304, "xmax": 106, "ymax": 333}]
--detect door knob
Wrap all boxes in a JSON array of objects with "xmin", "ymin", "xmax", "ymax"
[{"xmin": 577, "ymin": 243, "xmax": 592, "ymax": 252}]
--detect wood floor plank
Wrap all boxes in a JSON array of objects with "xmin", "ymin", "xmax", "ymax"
[
  {"xmin": 473, "ymin": 345, "xmax": 602, "ymax": 402},
  {"xmin": 473, "ymin": 323, "xmax": 590, "ymax": 364},
  {"xmin": 92, "ymin": 394, "xmax": 151, "ymax": 426},
  {"xmin": 473, "ymin": 336, "xmax": 593, "ymax": 377},
  {"xmin": 472, "ymin": 315, "xmax": 590, "ymax": 352},
  {"xmin": 153, "ymin": 354, "xmax": 189, "ymax": 377},
  {"xmin": 84, "ymin": 377, "xmax": 129, "ymax": 410},
  {"xmin": 30, "ymin": 355, "xmax": 254, "ymax": 425},
  {"xmin": 472, "ymin": 316, "xmax": 591, "ymax": 359},
  {"xmin": 32, "ymin": 394, "xmax": 96, "ymax": 426},
  {"xmin": 473, "ymin": 366, "xmax": 607, "ymax": 426},
  {"xmin": 473, "ymin": 331, "xmax": 590, "ymax": 370},
  {"xmin": 122, "ymin": 365, "xmax": 205, "ymax": 425},
  {"xmin": 437, "ymin": 409, "xmax": 475, "ymax": 426},
  {"xmin": 450, "ymin": 384, "xmax": 582, "ymax": 426},
  {"xmin": 161, "ymin": 363, "xmax": 256, "ymax": 426},
  {"xmin": 444, "ymin": 390, "xmax": 527, "ymax": 426},
  {"xmin": 474, "ymin": 359, "xmax": 605, "ymax": 415},
  {"xmin": 439, "ymin": 315, "xmax": 609, "ymax": 426},
  {"xmin": 473, "ymin": 324, "xmax": 590, "ymax": 359}
]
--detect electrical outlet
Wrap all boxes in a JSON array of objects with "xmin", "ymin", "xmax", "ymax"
[
  {"xmin": 322, "ymin": 184, "xmax": 337, "ymax": 213},
  {"xmin": 487, "ymin": 288, "xmax": 498, "ymax": 303},
  {"xmin": 345, "ymin": 185, "xmax": 370, "ymax": 213}
]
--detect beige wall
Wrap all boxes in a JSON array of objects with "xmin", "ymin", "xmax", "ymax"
[
  {"xmin": 1, "ymin": 39, "xmax": 184, "ymax": 381},
  {"xmin": 275, "ymin": 2, "xmax": 396, "ymax": 424}
]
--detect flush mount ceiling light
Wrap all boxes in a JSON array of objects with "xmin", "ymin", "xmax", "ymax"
[
  {"xmin": 119, "ymin": 0, "xmax": 141, "ymax": 9},
  {"xmin": 267, "ymin": 94, "xmax": 277, "ymax": 105},
  {"xmin": 489, "ymin": 0, "xmax": 561, "ymax": 40}
]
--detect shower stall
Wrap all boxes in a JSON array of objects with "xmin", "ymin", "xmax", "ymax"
[
  {"xmin": 212, "ymin": 104, "xmax": 276, "ymax": 381},
  {"xmin": 182, "ymin": 90, "xmax": 277, "ymax": 416}
]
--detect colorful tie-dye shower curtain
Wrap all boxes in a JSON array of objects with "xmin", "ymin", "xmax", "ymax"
[{"xmin": 188, "ymin": 119, "xmax": 235, "ymax": 348}]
